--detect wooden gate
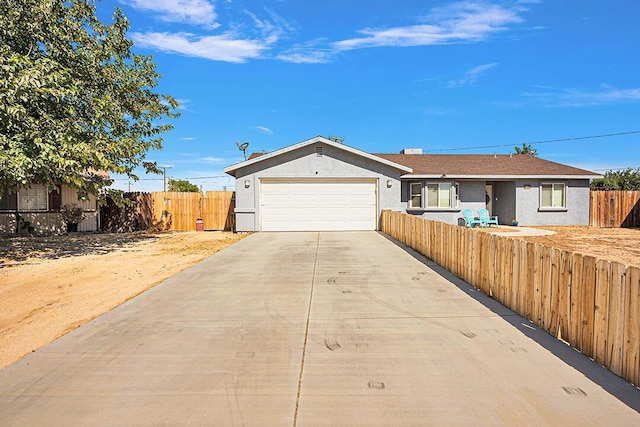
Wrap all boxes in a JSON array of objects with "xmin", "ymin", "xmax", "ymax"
[
  {"xmin": 152, "ymin": 191, "xmax": 235, "ymax": 231},
  {"xmin": 590, "ymin": 191, "xmax": 640, "ymax": 228}
]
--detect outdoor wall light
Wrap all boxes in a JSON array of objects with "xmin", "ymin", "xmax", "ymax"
[
  {"xmin": 244, "ymin": 179, "xmax": 251, "ymax": 188},
  {"xmin": 386, "ymin": 179, "xmax": 393, "ymax": 188}
]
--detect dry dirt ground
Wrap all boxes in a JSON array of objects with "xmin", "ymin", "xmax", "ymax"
[
  {"xmin": 0, "ymin": 231, "xmax": 246, "ymax": 369},
  {"xmin": 499, "ymin": 226, "xmax": 640, "ymax": 268}
]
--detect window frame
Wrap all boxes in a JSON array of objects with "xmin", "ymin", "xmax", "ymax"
[
  {"xmin": 426, "ymin": 182, "xmax": 458, "ymax": 209},
  {"xmin": 18, "ymin": 184, "xmax": 49, "ymax": 212},
  {"xmin": 409, "ymin": 182, "xmax": 422, "ymax": 209},
  {"xmin": 539, "ymin": 182, "xmax": 567, "ymax": 210},
  {"xmin": 0, "ymin": 189, "xmax": 18, "ymax": 212},
  {"xmin": 407, "ymin": 181, "xmax": 459, "ymax": 211}
]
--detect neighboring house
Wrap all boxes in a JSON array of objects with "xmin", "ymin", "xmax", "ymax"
[
  {"xmin": 0, "ymin": 183, "xmax": 101, "ymax": 234},
  {"xmin": 224, "ymin": 136, "xmax": 601, "ymax": 232}
]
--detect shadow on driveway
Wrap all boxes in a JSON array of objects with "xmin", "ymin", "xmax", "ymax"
[{"xmin": 379, "ymin": 232, "xmax": 640, "ymax": 414}]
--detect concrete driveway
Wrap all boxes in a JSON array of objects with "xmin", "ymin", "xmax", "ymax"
[{"xmin": 0, "ymin": 232, "xmax": 638, "ymax": 426}]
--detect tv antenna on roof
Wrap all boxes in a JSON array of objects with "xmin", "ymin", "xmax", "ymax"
[
  {"xmin": 236, "ymin": 141, "xmax": 249, "ymax": 160},
  {"xmin": 327, "ymin": 135, "xmax": 344, "ymax": 143}
]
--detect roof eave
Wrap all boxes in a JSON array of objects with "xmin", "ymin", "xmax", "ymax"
[
  {"xmin": 401, "ymin": 174, "xmax": 603, "ymax": 180},
  {"xmin": 224, "ymin": 136, "xmax": 412, "ymax": 176}
]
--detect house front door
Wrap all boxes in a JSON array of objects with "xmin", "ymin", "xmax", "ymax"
[{"xmin": 486, "ymin": 184, "xmax": 493, "ymax": 215}]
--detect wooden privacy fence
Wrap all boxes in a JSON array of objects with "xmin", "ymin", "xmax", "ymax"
[
  {"xmin": 590, "ymin": 190, "xmax": 640, "ymax": 228},
  {"xmin": 101, "ymin": 191, "xmax": 235, "ymax": 232},
  {"xmin": 381, "ymin": 210, "xmax": 640, "ymax": 387},
  {"xmin": 101, "ymin": 192, "xmax": 154, "ymax": 232},
  {"xmin": 152, "ymin": 191, "xmax": 235, "ymax": 231}
]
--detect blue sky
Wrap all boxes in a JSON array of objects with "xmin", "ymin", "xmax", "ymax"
[{"xmin": 98, "ymin": 0, "xmax": 640, "ymax": 192}]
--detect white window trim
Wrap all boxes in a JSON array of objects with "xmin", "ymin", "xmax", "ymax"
[
  {"xmin": 407, "ymin": 181, "xmax": 460, "ymax": 211},
  {"xmin": 539, "ymin": 182, "xmax": 567, "ymax": 210},
  {"xmin": 426, "ymin": 182, "xmax": 457, "ymax": 209}
]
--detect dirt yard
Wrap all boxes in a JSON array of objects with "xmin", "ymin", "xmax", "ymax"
[
  {"xmin": 0, "ymin": 231, "xmax": 246, "ymax": 369},
  {"xmin": 511, "ymin": 226, "xmax": 640, "ymax": 268}
]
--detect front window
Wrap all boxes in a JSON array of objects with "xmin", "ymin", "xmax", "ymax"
[
  {"xmin": 541, "ymin": 183, "xmax": 565, "ymax": 208},
  {"xmin": 427, "ymin": 183, "xmax": 452, "ymax": 208},
  {"xmin": 0, "ymin": 188, "xmax": 17, "ymax": 211},
  {"xmin": 409, "ymin": 182, "xmax": 422, "ymax": 208},
  {"xmin": 18, "ymin": 184, "xmax": 48, "ymax": 211}
]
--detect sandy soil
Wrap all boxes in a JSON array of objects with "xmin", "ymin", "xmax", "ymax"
[
  {"xmin": 0, "ymin": 231, "xmax": 246, "ymax": 369},
  {"xmin": 511, "ymin": 226, "xmax": 640, "ymax": 268}
]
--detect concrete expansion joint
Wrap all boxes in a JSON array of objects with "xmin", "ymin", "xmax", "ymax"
[{"xmin": 293, "ymin": 232, "xmax": 320, "ymax": 427}]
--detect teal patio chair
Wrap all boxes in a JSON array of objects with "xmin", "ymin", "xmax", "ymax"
[
  {"xmin": 462, "ymin": 209, "xmax": 482, "ymax": 228},
  {"xmin": 478, "ymin": 208, "xmax": 499, "ymax": 227}
]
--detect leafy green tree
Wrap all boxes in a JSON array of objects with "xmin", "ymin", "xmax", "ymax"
[
  {"xmin": 169, "ymin": 178, "xmax": 199, "ymax": 192},
  {"xmin": 514, "ymin": 143, "xmax": 538, "ymax": 157},
  {"xmin": 591, "ymin": 167, "xmax": 640, "ymax": 190},
  {"xmin": 0, "ymin": 0, "xmax": 179, "ymax": 197}
]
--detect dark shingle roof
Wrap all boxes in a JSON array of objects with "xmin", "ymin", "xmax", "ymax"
[{"xmin": 374, "ymin": 154, "xmax": 600, "ymax": 177}]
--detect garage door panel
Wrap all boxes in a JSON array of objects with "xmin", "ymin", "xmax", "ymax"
[
  {"xmin": 318, "ymin": 206, "xmax": 347, "ymax": 219},
  {"xmin": 349, "ymin": 194, "xmax": 376, "ymax": 205},
  {"xmin": 261, "ymin": 181, "xmax": 377, "ymax": 231},
  {"xmin": 318, "ymin": 194, "xmax": 348, "ymax": 205},
  {"xmin": 293, "ymin": 206, "xmax": 319, "ymax": 217}
]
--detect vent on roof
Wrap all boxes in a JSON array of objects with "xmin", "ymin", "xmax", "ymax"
[
  {"xmin": 401, "ymin": 148, "xmax": 422, "ymax": 154},
  {"xmin": 316, "ymin": 146, "xmax": 323, "ymax": 157}
]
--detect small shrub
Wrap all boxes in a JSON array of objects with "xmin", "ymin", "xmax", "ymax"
[{"xmin": 60, "ymin": 204, "xmax": 86, "ymax": 225}]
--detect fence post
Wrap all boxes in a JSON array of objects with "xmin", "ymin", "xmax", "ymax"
[
  {"xmin": 623, "ymin": 266, "xmax": 640, "ymax": 386},
  {"xmin": 607, "ymin": 262, "xmax": 627, "ymax": 376},
  {"xmin": 594, "ymin": 259, "xmax": 612, "ymax": 367}
]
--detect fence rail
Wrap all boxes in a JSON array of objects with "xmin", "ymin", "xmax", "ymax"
[
  {"xmin": 382, "ymin": 210, "xmax": 640, "ymax": 387},
  {"xmin": 590, "ymin": 190, "xmax": 640, "ymax": 228}
]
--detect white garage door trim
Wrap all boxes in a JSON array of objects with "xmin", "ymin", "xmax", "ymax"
[{"xmin": 260, "ymin": 179, "xmax": 378, "ymax": 231}]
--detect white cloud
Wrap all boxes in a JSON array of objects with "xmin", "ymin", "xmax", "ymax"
[
  {"xmin": 120, "ymin": 0, "xmax": 219, "ymax": 27},
  {"xmin": 277, "ymin": 38, "xmax": 334, "ymax": 64},
  {"xmin": 128, "ymin": 7, "xmax": 290, "ymax": 63},
  {"xmin": 334, "ymin": 1, "xmax": 525, "ymax": 51},
  {"xmin": 125, "ymin": 1, "xmax": 534, "ymax": 64},
  {"xmin": 523, "ymin": 86, "xmax": 640, "ymax": 107},
  {"xmin": 243, "ymin": 9, "xmax": 293, "ymax": 44},
  {"xmin": 131, "ymin": 32, "xmax": 268, "ymax": 63},
  {"xmin": 200, "ymin": 156, "xmax": 226, "ymax": 164},
  {"xmin": 174, "ymin": 98, "xmax": 195, "ymax": 112},
  {"xmin": 180, "ymin": 137, "xmax": 195, "ymax": 140},
  {"xmin": 255, "ymin": 126, "xmax": 274, "ymax": 135},
  {"xmin": 448, "ymin": 62, "xmax": 499, "ymax": 88},
  {"xmin": 277, "ymin": 51, "xmax": 332, "ymax": 64}
]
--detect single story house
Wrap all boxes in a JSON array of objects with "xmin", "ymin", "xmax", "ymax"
[
  {"xmin": 224, "ymin": 136, "xmax": 601, "ymax": 232},
  {"xmin": 0, "ymin": 183, "xmax": 101, "ymax": 234}
]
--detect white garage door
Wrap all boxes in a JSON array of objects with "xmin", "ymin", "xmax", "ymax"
[{"xmin": 261, "ymin": 180, "xmax": 377, "ymax": 231}]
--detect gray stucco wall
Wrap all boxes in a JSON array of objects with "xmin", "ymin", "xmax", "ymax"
[
  {"xmin": 516, "ymin": 179, "xmax": 591, "ymax": 226},
  {"xmin": 230, "ymin": 145, "xmax": 593, "ymax": 231},
  {"xmin": 402, "ymin": 180, "xmax": 486, "ymax": 226},
  {"xmin": 400, "ymin": 178, "xmax": 591, "ymax": 227},
  {"xmin": 232, "ymin": 142, "xmax": 405, "ymax": 231}
]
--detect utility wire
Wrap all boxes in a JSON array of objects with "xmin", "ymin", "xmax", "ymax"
[
  {"xmin": 593, "ymin": 166, "xmax": 640, "ymax": 171},
  {"xmin": 111, "ymin": 175, "xmax": 229, "ymax": 181},
  {"xmin": 426, "ymin": 130, "xmax": 640, "ymax": 153},
  {"xmin": 111, "ymin": 130, "xmax": 640, "ymax": 179}
]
